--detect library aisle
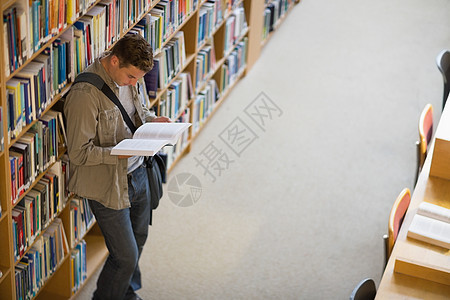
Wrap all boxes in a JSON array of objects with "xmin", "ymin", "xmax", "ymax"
[{"xmin": 75, "ymin": 0, "xmax": 449, "ymax": 299}]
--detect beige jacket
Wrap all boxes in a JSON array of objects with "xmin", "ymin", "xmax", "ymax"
[{"xmin": 64, "ymin": 57, "xmax": 155, "ymax": 209}]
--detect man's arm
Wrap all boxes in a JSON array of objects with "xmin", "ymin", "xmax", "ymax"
[{"xmin": 64, "ymin": 85, "xmax": 118, "ymax": 166}]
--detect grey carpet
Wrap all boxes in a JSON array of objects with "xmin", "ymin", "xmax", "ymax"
[{"xmin": 73, "ymin": 0, "xmax": 450, "ymax": 299}]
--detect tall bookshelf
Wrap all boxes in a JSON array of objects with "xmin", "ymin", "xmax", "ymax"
[{"xmin": 0, "ymin": 0, "xmax": 298, "ymax": 299}]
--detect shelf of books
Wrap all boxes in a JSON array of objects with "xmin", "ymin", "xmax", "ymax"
[
  {"xmin": 262, "ymin": 0, "xmax": 296, "ymax": 47},
  {"xmin": 0, "ymin": 0, "xmax": 298, "ymax": 299}
]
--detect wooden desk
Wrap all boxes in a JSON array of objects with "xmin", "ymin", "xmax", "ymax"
[{"xmin": 377, "ymin": 128, "xmax": 450, "ymax": 298}]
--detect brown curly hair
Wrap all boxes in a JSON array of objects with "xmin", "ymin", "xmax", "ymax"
[{"xmin": 110, "ymin": 34, "xmax": 154, "ymax": 72}]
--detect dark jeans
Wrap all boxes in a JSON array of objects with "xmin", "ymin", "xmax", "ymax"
[{"xmin": 89, "ymin": 164, "xmax": 151, "ymax": 300}]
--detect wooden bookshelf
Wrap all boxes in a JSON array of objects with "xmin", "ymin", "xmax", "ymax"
[
  {"xmin": 0, "ymin": 0, "xmax": 297, "ymax": 299},
  {"xmin": 261, "ymin": 0, "xmax": 296, "ymax": 48}
]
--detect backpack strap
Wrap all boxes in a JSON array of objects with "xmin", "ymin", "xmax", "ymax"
[{"xmin": 72, "ymin": 72, "xmax": 138, "ymax": 133}]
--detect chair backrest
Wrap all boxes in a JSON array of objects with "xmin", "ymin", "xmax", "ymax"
[
  {"xmin": 436, "ymin": 49, "xmax": 450, "ymax": 110},
  {"xmin": 387, "ymin": 188, "xmax": 411, "ymax": 258},
  {"xmin": 349, "ymin": 278, "xmax": 376, "ymax": 300},
  {"xmin": 415, "ymin": 104, "xmax": 433, "ymax": 185}
]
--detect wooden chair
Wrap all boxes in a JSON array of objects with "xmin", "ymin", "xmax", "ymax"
[
  {"xmin": 349, "ymin": 278, "xmax": 376, "ymax": 300},
  {"xmin": 436, "ymin": 49, "xmax": 450, "ymax": 110},
  {"xmin": 415, "ymin": 104, "xmax": 433, "ymax": 185},
  {"xmin": 383, "ymin": 188, "xmax": 411, "ymax": 267}
]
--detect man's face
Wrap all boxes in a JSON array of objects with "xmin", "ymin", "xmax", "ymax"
[{"xmin": 110, "ymin": 56, "xmax": 146, "ymax": 86}]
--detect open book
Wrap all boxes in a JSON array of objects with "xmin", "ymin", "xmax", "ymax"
[
  {"xmin": 110, "ymin": 122, "xmax": 191, "ymax": 156},
  {"xmin": 407, "ymin": 202, "xmax": 450, "ymax": 249}
]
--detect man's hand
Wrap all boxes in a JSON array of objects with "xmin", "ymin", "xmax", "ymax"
[{"xmin": 152, "ymin": 116, "xmax": 172, "ymax": 123}]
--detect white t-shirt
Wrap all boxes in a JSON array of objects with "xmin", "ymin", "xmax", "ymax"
[{"xmin": 118, "ymin": 85, "xmax": 144, "ymax": 173}]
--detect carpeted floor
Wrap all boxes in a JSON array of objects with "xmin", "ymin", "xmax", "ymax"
[{"xmin": 74, "ymin": 0, "xmax": 450, "ymax": 299}]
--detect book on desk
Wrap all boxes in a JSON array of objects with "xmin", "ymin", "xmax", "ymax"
[
  {"xmin": 393, "ymin": 202, "xmax": 450, "ymax": 286},
  {"xmin": 407, "ymin": 202, "xmax": 450, "ymax": 249}
]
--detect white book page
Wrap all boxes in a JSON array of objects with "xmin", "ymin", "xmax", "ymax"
[
  {"xmin": 409, "ymin": 214, "xmax": 450, "ymax": 246},
  {"xmin": 111, "ymin": 139, "xmax": 167, "ymax": 156},
  {"xmin": 417, "ymin": 202, "xmax": 450, "ymax": 224},
  {"xmin": 133, "ymin": 122, "xmax": 191, "ymax": 142}
]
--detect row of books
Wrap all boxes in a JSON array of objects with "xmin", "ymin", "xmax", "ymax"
[
  {"xmin": 9, "ymin": 111, "xmax": 65, "ymax": 205},
  {"xmin": 223, "ymin": 0, "xmax": 240, "ymax": 15},
  {"xmin": 263, "ymin": 0, "xmax": 293, "ymax": 40},
  {"xmin": 198, "ymin": 0, "xmax": 224, "ymax": 46},
  {"xmin": 51, "ymin": 34, "xmax": 76, "ymax": 95},
  {"xmin": 161, "ymin": 108, "xmax": 191, "ymax": 168},
  {"xmin": 71, "ymin": 239, "xmax": 87, "ymax": 293},
  {"xmin": 69, "ymin": 197, "xmax": 96, "ymax": 248},
  {"xmin": 2, "ymin": 0, "xmax": 155, "ymax": 78},
  {"xmin": 6, "ymin": 43, "xmax": 71, "ymax": 142},
  {"xmin": 4, "ymin": 1, "xmax": 242, "ymax": 142},
  {"xmin": 152, "ymin": 0, "xmax": 199, "ymax": 43},
  {"xmin": 3, "ymin": 0, "xmax": 97, "ymax": 77},
  {"xmin": 117, "ymin": 0, "xmax": 153, "ymax": 34},
  {"xmin": 74, "ymin": 5, "xmax": 109, "ymax": 68},
  {"xmin": 12, "ymin": 159, "xmax": 69, "ymax": 262},
  {"xmin": 132, "ymin": 0, "xmax": 199, "ymax": 55},
  {"xmin": 134, "ymin": 11, "xmax": 165, "ymax": 53},
  {"xmin": 195, "ymin": 44, "xmax": 217, "ymax": 91},
  {"xmin": 192, "ymin": 79, "xmax": 219, "ymax": 134},
  {"xmin": 138, "ymin": 2, "xmax": 247, "ymax": 100},
  {"xmin": 152, "ymin": 31, "xmax": 187, "ymax": 92},
  {"xmin": 159, "ymin": 72, "xmax": 194, "ymax": 120},
  {"xmin": 71, "ymin": 0, "xmax": 155, "ymax": 67},
  {"xmin": 72, "ymin": 0, "xmax": 150, "ymax": 72},
  {"xmin": 15, "ymin": 218, "xmax": 69, "ymax": 300},
  {"xmin": 220, "ymin": 37, "xmax": 248, "ymax": 94},
  {"xmin": 223, "ymin": 5, "xmax": 247, "ymax": 55}
]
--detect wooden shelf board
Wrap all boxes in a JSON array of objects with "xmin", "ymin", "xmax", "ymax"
[
  {"xmin": 1, "ymin": 0, "xmax": 16, "ymax": 11},
  {"xmin": 0, "ymin": 268, "xmax": 10, "ymax": 285}
]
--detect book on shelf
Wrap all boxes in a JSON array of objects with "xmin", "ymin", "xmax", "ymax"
[
  {"xmin": 12, "ymin": 207, "xmax": 26, "ymax": 259},
  {"xmin": 6, "ymin": 79, "xmax": 26, "ymax": 139},
  {"xmin": 16, "ymin": 60, "xmax": 48, "ymax": 120},
  {"xmin": 33, "ymin": 181, "xmax": 50, "ymax": 230},
  {"xmin": 164, "ymin": 107, "xmax": 191, "ymax": 166},
  {"xmin": 20, "ymin": 132, "xmax": 39, "ymax": 179},
  {"xmin": 14, "ymin": 217, "xmax": 69, "ymax": 298},
  {"xmin": 70, "ymin": 197, "xmax": 95, "ymax": 248},
  {"xmin": 71, "ymin": 239, "xmax": 87, "ymax": 293},
  {"xmin": 153, "ymin": 30, "xmax": 186, "ymax": 89},
  {"xmin": 192, "ymin": 79, "xmax": 219, "ymax": 133},
  {"xmin": 196, "ymin": 43, "xmax": 216, "ymax": 90},
  {"xmin": 27, "ymin": 189, "xmax": 42, "ymax": 237},
  {"xmin": 84, "ymin": 5, "xmax": 107, "ymax": 60},
  {"xmin": 10, "ymin": 141, "xmax": 33, "ymax": 194},
  {"xmin": 223, "ymin": 5, "xmax": 247, "ymax": 54},
  {"xmin": 143, "ymin": 58, "xmax": 160, "ymax": 98},
  {"xmin": 110, "ymin": 122, "xmax": 191, "ymax": 156},
  {"xmin": 160, "ymin": 72, "xmax": 193, "ymax": 119},
  {"xmin": 9, "ymin": 151, "xmax": 24, "ymax": 202},
  {"xmin": 407, "ymin": 202, "xmax": 450, "ymax": 249},
  {"xmin": 3, "ymin": 1, "xmax": 30, "ymax": 76}
]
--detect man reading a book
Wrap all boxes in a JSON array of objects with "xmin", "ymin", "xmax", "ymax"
[{"xmin": 64, "ymin": 33, "xmax": 170, "ymax": 300}]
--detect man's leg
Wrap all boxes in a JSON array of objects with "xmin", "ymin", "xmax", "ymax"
[
  {"xmin": 126, "ymin": 164, "xmax": 151, "ymax": 298},
  {"xmin": 89, "ymin": 199, "xmax": 139, "ymax": 300}
]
